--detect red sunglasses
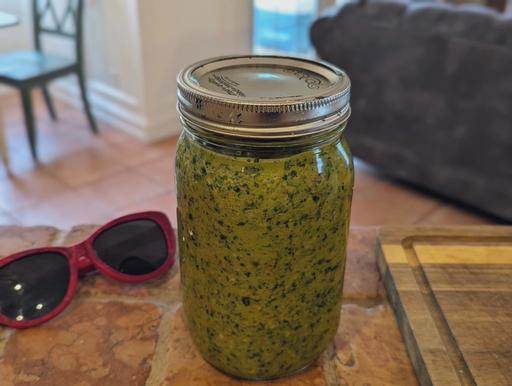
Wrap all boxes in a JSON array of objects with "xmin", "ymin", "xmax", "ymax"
[{"xmin": 0, "ymin": 211, "xmax": 175, "ymax": 329}]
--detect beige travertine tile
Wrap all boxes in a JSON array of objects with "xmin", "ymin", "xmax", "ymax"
[
  {"xmin": 0, "ymin": 226, "xmax": 59, "ymax": 257},
  {"xmin": 0, "ymin": 211, "xmax": 18, "ymax": 226},
  {"xmin": 15, "ymin": 189, "xmax": 111, "ymax": 228},
  {"xmin": 132, "ymin": 157, "xmax": 176, "ymax": 190},
  {"xmin": 350, "ymin": 177, "xmax": 440, "ymax": 225},
  {"xmin": 344, "ymin": 227, "xmax": 383, "ymax": 299},
  {"xmin": 329, "ymin": 303, "xmax": 418, "ymax": 386},
  {"xmin": 152, "ymin": 135, "xmax": 180, "ymax": 155},
  {"xmin": 151, "ymin": 303, "xmax": 417, "ymax": 386},
  {"xmin": 108, "ymin": 137, "xmax": 177, "ymax": 168},
  {"xmin": 151, "ymin": 307, "xmax": 327, "ymax": 386},
  {"xmin": 0, "ymin": 301, "xmax": 162, "ymax": 386},
  {"xmin": 416, "ymin": 204, "xmax": 495, "ymax": 225},
  {"xmin": 96, "ymin": 123, "xmax": 140, "ymax": 145},
  {"xmin": 3, "ymin": 91, "xmax": 103, "ymax": 160},
  {"xmin": 60, "ymin": 224, "xmax": 100, "ymax": 246},
  {"xmin": 43, "ymin": 146, "xmax": 126, "ymax": 187},
  {"xmin": 3, "ymin": 140, "xmax": 40, "ymax": 174},
  {"xmin": 77, "ymin": 170, "xmax": 168, "ymax": 211},
  {"xmin": 0, "ymin": 168, "xmax": 71, "ymax": 211},
  {"xmin": 103, "ymin": 191, "xmax": 178, "ymax": 229},
  {"xmin": 37, "ymin": 130, "xmax": 102, "ymax": 163}
]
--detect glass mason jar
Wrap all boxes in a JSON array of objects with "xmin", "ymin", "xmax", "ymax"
[{"xmin": 175, "ymin": 56, "xmax": 353, "ymax": 380}]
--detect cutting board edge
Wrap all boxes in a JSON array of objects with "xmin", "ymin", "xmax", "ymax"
[
  {"xmin": 377, "ymin": 245, "xmax": 435, "ymax": 386},
  {"xmin": 378, "ymin": 225, "xmax": 512, "ymax": 245}
]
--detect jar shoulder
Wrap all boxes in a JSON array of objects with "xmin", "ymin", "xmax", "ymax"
[{"xmin": 176, "ymin": 131, "xmax": 353, "ymax": 172}]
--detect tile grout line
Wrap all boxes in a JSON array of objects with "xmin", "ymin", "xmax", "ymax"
[
  {"xmin": 413, "ymin": 203, "xmax": 444, "ymax": 225},
  {"xmin": 125, "ymin": 160, "xmax": 175, "ymax": 190}
]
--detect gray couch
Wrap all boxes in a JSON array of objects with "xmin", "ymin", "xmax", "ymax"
[{"xmin": 311, "ymin": 1, "xmax": 512, "ymax": 221}]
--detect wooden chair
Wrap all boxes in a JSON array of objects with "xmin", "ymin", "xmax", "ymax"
[{"xmin": 0, "ymin": 0, "xmax": 97, "ymax": 161}]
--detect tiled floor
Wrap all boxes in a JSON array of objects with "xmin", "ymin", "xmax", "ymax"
[{"xmin": 0, "ymin": 92, "xmax": 496, "ymax": 230}]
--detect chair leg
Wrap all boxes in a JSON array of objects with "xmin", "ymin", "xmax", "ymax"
[
  {"xmin": 20, "ymin": 89, "xmax": 38, "ymax": 161},
  {"xmin": 77, "ymin": 71, "xmax": 98, "ymax": 133},
  {"xmin": 0, "ymin": 103, "xmax": 10, "ymax": 173},
  {"xmin": 42, "ymin": 85, "xmax": 57, "ymax": 121}
]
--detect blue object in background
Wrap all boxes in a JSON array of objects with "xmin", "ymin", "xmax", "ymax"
[{"xmin": 253, "ymin": 0, "xmax": 318, "ymax": 56}]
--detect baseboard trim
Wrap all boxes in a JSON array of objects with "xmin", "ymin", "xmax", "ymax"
[{"xmin": 51, "ymin": 79, "xmax": 180, "ymax": 142}]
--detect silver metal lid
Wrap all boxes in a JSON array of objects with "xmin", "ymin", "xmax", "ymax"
[{"xmin": 177, "ymin": 55, "xmax": 351, "ymax": 139}]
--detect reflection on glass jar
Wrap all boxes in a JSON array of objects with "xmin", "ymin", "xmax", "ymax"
[{"xmin": 175, "ymin": 55, "xmax": 353, "ymax": 380}]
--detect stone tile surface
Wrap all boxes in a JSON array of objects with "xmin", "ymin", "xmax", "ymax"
[
  {"xmin": 328, "ymin": 304, "xmax": 419, "ymax": 386},
  {"xmin": 76, "ymin": 170, "xmax": 168, "ymax": 211},
  {"xmin": 0, "ymin": 225, "xmax": 416, "ymax": 386},
  {"xmin": 150, "ymin": 307, "xmax": 327, "ymax": 386},
  {"xmin": 76, "ymin": 268, "xmax": 181, "ymax": 305},
  {"xmin": 0, "ymin": 226, "xmax": 59, "ymax": 257},
  {"xmin": 43, "ymin": 146, "xmax": 125, "ymax": 188},
  {"xmin": 0, "ymin": 211, "xmax": 18, "ymax": 226},
  {"xmin": 344, "ymin": 226, "xmax": 384, "ymax": 299},
  {"xmin": 0, "ymin": 301, "xmax": 162, "ymax": 386},
  {"xmin": 14, "ymin": 190, "xmax": 112, "ymax": 229},
  {"xmin": 61, "ymin": 224, "xmax": 100, "ymax": 246},
  {"xmin": 416, "ymin": 203, "xmax": 493, "ymax": 225},
  {"xmin": 108, "ymin": 137, "xmax": 177, "ymax": 168},
  {"xmin": 350, "ymin": 177, "xmax": 440, "ymax": 226},
  {"xmin": 133, "ymin": 157, "xmax": 176, "ymax": 191},
  {"xmin": 0, "ymin": 168, "xmax": 70, "ymax": 212},
  {"xmin": 153, "ymin": 303, "xmax": 417, "ymax": 386},
  {"xmin": 105, "ymin": 193, "xmax": 178, "ymax": 230}
]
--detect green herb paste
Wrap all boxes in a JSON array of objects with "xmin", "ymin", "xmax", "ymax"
[{"xmin": 176, "ymin": 130, "xmax": 354, "ymax": 380}]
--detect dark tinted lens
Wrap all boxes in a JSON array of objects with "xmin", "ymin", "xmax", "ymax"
[
  {"xmin": 93, "ymin": 219, "xmax": 168, "ymax": 276},
  {"xmin": 0, "ymin": 252, "xmax": 70, "ymax": 322}
]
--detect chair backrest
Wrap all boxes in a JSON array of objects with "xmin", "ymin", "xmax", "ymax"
[{"xmin": 32, "ymin": 0, "xmax": 84, "ymax": 63}]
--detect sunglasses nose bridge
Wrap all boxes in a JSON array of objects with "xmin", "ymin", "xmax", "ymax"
[
  {"xmin": 77, "ymin": 255, "xmax": 92, "ymax": 269},
  {"xmin": 73, "ymin": 243, "xmax": 94, "ymax": 274}
]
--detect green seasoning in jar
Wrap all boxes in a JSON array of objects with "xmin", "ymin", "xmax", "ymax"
[{"xmin": 175, "ymin": 56, "xmax": 353, "ymax": 380}]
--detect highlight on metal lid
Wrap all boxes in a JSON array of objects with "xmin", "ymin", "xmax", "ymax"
[{"xmin": 177, "ymin": 55, "xmax": 351, "ymax": 139}]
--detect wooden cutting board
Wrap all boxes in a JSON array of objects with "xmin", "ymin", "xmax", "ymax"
[{"xmin": 377, "ymin": 226, "xmax": 512, "ymax": 386}]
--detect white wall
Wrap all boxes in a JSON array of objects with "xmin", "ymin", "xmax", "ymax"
[
  {"xmin": 136, "ymin": 0, "xmax": 253, "ymax": 140},
  {"xmin": 0, "ymin": 0, "xmax": 253, "ymax": 141}
]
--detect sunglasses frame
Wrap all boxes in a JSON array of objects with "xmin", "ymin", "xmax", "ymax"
[{"xmin": 0, "ymin": 211, "xmax": 175, "ymax": 329}]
